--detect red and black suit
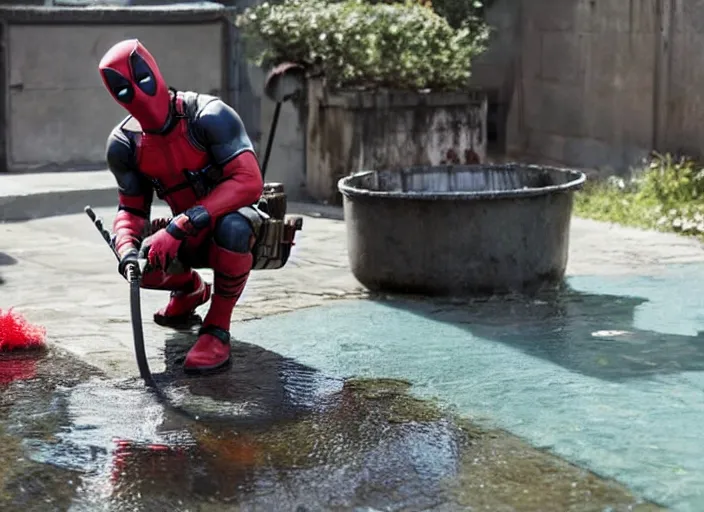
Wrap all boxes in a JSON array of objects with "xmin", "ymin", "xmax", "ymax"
[{"xmin": 98, "ymin": 39, "xmax": 263, "ymax": 373}]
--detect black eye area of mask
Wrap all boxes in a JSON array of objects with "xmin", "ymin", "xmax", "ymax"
[
  {"xmin": 102, "ymin": 68, "xmax": 134, "ymax": 104},
  {"xmin": 129, "ymin": 51, "xmax": 157, "ymax": 96}
]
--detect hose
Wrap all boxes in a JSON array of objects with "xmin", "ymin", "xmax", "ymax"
[
  {"xmin": 86, "ymin": 206, "xmax": 251, "ymax": 424},
  {"xmin": 127, "ymin": 265, "xmax": 157, "ymax": 389}
]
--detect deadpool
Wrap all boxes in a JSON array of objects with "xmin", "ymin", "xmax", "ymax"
[{"xmin": 98, "ymin": 39, "xmax": 278, "ymax": 374}]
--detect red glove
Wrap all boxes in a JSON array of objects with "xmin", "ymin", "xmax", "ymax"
[
  {"xmin": 146, "ymin": 228, "xmax": 182, "ymax": 271},
  {"xmin": 145, "ymin": 206, "xmax": 212, "ymax": 270}
]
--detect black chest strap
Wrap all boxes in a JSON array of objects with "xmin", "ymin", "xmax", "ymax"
[{"xmin": 148, "ymin": 91, "xmax": 222, "ymax": 201}]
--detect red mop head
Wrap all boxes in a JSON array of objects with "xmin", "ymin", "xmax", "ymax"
[{"xmin": 0, "ymin": 308, "xmax": 46, "ymax": 352}]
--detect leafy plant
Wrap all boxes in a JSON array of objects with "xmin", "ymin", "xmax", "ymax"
[
  {"xmin": 428, "ymin": 0, "xmax": 488, "ymax": 29},
  {"xmin": 575, "ymin": 152, "xmax": 704, "ymax": 237},
  {"xmin": 636, "ymin": 152, "xmax": 704, "ymax": 204},
  {"xmin": 361, "ymin": 0, "xmax": 490, "ymax": 29},
  {"xmin": 235, "ymin": 0, "xmax": 489, "ymax": 91}
]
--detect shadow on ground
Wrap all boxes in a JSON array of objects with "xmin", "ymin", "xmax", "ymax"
[
  {"xmin": 0, "ymin": 253, "xmax": 18, "ymax": 266},
  {"xmin": 151, "ymin": 330, "xmax": 343, "ymax": 427},
  {"xmin": 369, "ymin": 283, "xmax": 704, "ymax": 382},
  {"xmin": 0, "ymin": 342, "xmax": 661, "ymax": 512},
  {"xmin": 0, "ymin": 252, "xmax": 17, "ymax": 285},
  {"xmin": 288, "ymin": 202, "xmax": 344, "ymax": 221}
]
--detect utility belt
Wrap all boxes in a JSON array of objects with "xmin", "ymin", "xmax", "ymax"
[{"xmin": 146, "ymin": 182, "xmax": 302, "ymax": 271}]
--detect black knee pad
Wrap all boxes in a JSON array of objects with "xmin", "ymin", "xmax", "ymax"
[{"xmin": 213, "ymin": 213, "xmax": 253, "ymax": 253}]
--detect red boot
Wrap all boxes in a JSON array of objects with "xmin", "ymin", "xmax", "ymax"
[
  {"xmin": 183, "ymin": 246, "xmax": 252, "ymax": 373},
  {"xmin": 143, "ymin": 270, "xmax": 211, "ymax": 329}
]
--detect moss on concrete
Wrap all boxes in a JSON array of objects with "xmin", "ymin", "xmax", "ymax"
[
  {"xmin": 193, "ymin": 376, "xmax": 664, "ymax": 511},
  {"xmin": 450, "ymin": 419, "xmax": 664, "ymax": 511}
]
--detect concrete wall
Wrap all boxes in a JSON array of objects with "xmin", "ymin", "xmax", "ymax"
[
  {"xmin": 662, "ymin": 1, "xmax": 704, "ymax": 157},
  {"xmin": 468, "ymin": 0, "xmax": 521, "ymax": 150},
  {"xmin": 306, "ymin": 79, "xmax": 488, "ymax": 204},
  {"xmin": 0, "ymin": 3, "xmax": 308, "ymax": 199},
  {"xmin": 506, "ymin": 0, "xmax": 659, "ymax": 173},
  {"xmin": 6, "ymin": 22, "xmax": 225, "ymax": 171},
  {"xmin": 0, "ymin": 22, "xmax": 6, "ymax": 173},
  {"xmin": 252, "ymin": 65, "xmax": 307, "ymax": 199},
  {"xmin": 471, "ymin": 0, "xmax": 704, "ymax": 175}
]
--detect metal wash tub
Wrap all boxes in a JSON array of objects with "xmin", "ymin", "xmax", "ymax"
[{"xmin": 338, "ymin": 164, "xmax": 586, "ymax": 295}]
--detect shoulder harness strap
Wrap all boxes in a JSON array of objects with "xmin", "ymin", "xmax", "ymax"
[
  {"xmin": 150, "ymin": 89, "xmax": 221, "ymax": 201},
  {"xmin": 173, "ymin": 88, "xmax": 187, "ymax": 119}
]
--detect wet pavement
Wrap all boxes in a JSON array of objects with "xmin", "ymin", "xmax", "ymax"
[
  {"xmin": 0, "ymin": 251, "xmax": 17, "ymax": 287},
  {"xmin": 0, "ymin": 346, "xmax": 659, "ymax": 512},
  {"xmin": 3, "ymin": 204, "xmax": 704, "ymax": 511},
  {"xmin": 229, "ymin": 267, "xmax": 704, "ymax": 512}
]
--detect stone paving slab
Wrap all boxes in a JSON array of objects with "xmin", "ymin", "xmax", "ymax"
[
  {"xmin": 1, "ymin": 197, "xmax": 704, "ymax": 378},
  {"xmin": 0, "ymin": 202, "xmax": 364, "ymax": 376}
]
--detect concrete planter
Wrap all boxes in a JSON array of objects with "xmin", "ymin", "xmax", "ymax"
[
  {"xmin": 306, "ymin": 78, "xmax": 488, "ymax": 204},
  {"xmin": 338, "ymin": 164, "xmax": 586, "ymax": 296}
]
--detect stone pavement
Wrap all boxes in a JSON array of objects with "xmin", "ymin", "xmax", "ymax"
[
  {"xmin": 0, "ymin": 170, "xmax": 117, "ymax": 222},
  {"xmin": 3, "ymin": 172, "xmax": 704, "ymax": 511},
  {"xmin": 0, "ymin": 201, "xmax": 362, "ymax": 376},
  {"xmin": 1, "ymin": 189, "xmax": 704, "ymax": 378}
]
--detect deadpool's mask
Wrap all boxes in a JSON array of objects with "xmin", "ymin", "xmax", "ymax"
[{"xmin": 99, "ymin": 39, "xmax": 171, "ymax": 133}]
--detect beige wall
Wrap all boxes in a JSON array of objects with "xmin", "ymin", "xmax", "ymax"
[
  {"xmin": 469, "ymin": 0, "xmax": 704, "ymax": 174},
  {"xmin": 663, "ymin": 1, "xmax": 704, "ymax": 157},
  {"xmin": 505, "ymin": 0, "xmax": 657, "ymax": 173},
  {"xmin": 7, "ymin": 23, "xmax": 224, "ymax": 171}
]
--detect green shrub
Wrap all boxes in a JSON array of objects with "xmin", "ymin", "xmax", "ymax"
[
  {"xmin": 361, "ymin": 0, "xmax": 489, "ymax": 29},
  {"xmin": 235, "ymin": 0, "xmax": 489, "ymax": 91},
  {"xmin": 636, "ymin": 152, "xmax": 704, "ymax": 204},
  {"xmin": 429, "ymin": 0, "xmax": 487, "ymax": 29},
  {"xmin": 575, "ymin": 152, "xmax": 704, "ymax": 237}
]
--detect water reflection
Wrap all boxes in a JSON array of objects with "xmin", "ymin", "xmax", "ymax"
[
  {"xmin": 0, "ymin": 348, "xmax": 658, "ymax": 511},
  {"xmin": 16, "ymin": 351, "xmax": 466, "ymax": 511},
  {"xmin": 0, "ymin": 353, "xmax": 40, "ymax": 385},
  {"xmin": 152, "ymin": 331, "xmax": 342, "ymax": 425},
  {"xmin": 0, "ymin": 349, "xmax": 98, "ymax": 511}
]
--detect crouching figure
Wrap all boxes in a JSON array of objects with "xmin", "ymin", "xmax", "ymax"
[{"xmin": 98, "ymin": 39, "xmax": 301, "ymax": 373}]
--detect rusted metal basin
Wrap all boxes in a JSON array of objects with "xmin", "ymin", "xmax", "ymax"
[{"xmin": 337, "ymin": 164, "xmax": 586, "ymax": 296}]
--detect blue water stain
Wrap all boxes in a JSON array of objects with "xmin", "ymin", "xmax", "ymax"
[{"xmin": 235, "ymin": 263, "xmax": 704, "ymax": 511}]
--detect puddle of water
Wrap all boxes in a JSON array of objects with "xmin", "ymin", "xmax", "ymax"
[
  {"xmin": 0, "ymin": 346, "xmax": 658, "ymax": 512},
  {"xmin": 228, "ymin": 269, "xmax": 704, "ymax": 512},
  {"xmin": 0, "ymin": 349, "xmax": 98, "ymax": 511}
]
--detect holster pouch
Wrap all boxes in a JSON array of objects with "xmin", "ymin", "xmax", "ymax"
[{"xmin": 242, "ymin": 182, "xmax": 303, "ymax": 271}]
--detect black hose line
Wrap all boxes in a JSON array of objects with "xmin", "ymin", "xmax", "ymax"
[
  {"xmin": 86, "ymin": 206, "xmax": 255, "ymax": 425},
  {"xmin": 127, "ymin": 266, "xmax": 157, "ymax": 389}
]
